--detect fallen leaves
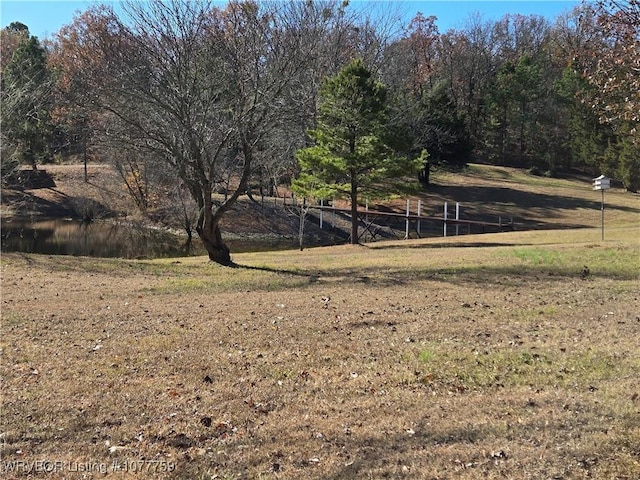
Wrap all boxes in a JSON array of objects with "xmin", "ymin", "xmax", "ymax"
[
  {"xmin": 167, "ymin": 433, "xmax": 193, "ymax": 449},
  {"xmin": 2, "ymin": 246, "xmax": 638, "ymax": 479}
]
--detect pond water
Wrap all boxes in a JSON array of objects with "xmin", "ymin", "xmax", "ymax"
[{"xmin": 0, "ymin": 217, "xmax": 301, "ymax": 259}]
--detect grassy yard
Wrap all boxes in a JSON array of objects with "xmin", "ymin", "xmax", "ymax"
[
  {"xmin": 1, "ymin": 164, "xmax": 639, "ymax": 478},
  {"xmin": 1, "ymin": 222, "xmax": 639, "ymax": 479}
]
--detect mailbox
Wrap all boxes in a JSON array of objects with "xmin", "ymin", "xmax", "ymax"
[{"xmin": 593, "ymin": 175, "xmax": 611, "ymax": 190}]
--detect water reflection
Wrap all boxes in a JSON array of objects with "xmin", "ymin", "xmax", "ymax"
[{"xmin": 1, "ymin": 217, "xmax": 300, "ymax": 259}]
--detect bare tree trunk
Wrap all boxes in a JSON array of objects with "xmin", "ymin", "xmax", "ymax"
[
  {"xmin": 195, "ymin": 185, "xmax": 233, "ymax": 266},
  {"xmin": 195, "ymin": 138, "xmax": 253, "ymax": 266},
  {"xmin": 196, "ymin": 219, "xmax": 232, "ymax": 266},
  {"xmin": 83, "ymin": 141, "xmax": 88, "ymax": 183}
]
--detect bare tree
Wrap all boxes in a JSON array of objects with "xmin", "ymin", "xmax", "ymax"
[{"xmin": 56, "ymin": 0, "xmax": 347, "ymax": 265}]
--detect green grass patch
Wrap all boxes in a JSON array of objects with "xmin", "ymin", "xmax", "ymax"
[
  {"xmin": 0, "ymin": 311, "xmax": 25, "ymax": 327},
  {"xmin": 145, "ymin": 267, "xmax": 313, "ymax": 294},
  {"xmin": 411, "ymin": 344, "xmax": 637, "ymax": 392},
  {"xmin": 498, "ymin": 243, "xmax": 639, "ymax": 280},
  {"xmin": 513, "ymin": 247, "xmax": 564, "ymax": 266},
  {"xmin": 418, "ymin": 348, "xmax": 435, "ymax": 363}
]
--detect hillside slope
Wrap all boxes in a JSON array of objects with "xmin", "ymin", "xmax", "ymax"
[{"xmin": 2, "ymin": 163, "xmax": 638, "ymax": 243}]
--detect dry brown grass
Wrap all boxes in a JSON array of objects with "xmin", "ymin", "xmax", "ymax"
[
  {"xmin": 1, "ymin": 164, "xmax": 639, "ymax": 479},
  {"xmin": 2, "ymin": 223, "xmax": 639, "ymax": 479}
]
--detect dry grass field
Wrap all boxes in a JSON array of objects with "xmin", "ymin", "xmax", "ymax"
[{"xmin": 1, "ymin": 165, "xmax": 639, "ymax": 479}]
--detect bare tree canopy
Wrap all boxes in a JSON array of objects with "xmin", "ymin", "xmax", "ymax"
[{"xmin": 54, "ymin": 0, "xmax": 357, "ymax": 264}]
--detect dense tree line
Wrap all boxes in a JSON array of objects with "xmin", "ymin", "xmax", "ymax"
[{"xmin": 1, "ymin": 0, "xmax": 637, "ymax": 262}]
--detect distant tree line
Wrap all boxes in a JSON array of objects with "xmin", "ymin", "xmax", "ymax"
[{"xmin": 1, "ymin": 0, "xmax": 637, "ymax": 262}]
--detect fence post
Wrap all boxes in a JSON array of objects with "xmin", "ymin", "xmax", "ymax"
[
  {"xmin": 319, "ymin": 199, "xmax": 324, "ymax": 229},
  {"xmin": 331, "ymin": 199, "xmax": 335, "ymax": 229},
  {"xmin": 405, "ymin": 199, "xmax": 410, "ymax": 239},
  {"xmin": 444, "ymin": 202, "xmax": 448, "ymax": 237},
  {"xmin": 417, "ymin": 199, "xmax": 422, "ymax": 237},
  {"xmin": 365, "ymin": 198, "xmax": 369, "ymax": 242},
  {"xmin": 455, "ymin": 202, "xmax": 460, "ymax": 236}
]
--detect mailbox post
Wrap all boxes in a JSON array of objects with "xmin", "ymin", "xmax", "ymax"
[{"xmin": 592, "ymin": 175, "xmax": 610, "ymax": 241}]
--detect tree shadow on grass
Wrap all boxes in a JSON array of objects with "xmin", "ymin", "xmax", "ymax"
[
  {"xmin": 324, "ymin": 422, "xmax": 491, "ymax": 480},
  {"xmin": 232, "ymin": 260, "xmax": 637, "ymax": 288},
  {"xmin": 232, "ymin": 262, "xmax": 323, "ymax": 282}
]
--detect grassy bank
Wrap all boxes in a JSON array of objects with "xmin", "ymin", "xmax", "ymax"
[
  {"xmin": 3, "ymin": 163, "xmax": 639, "ymax": 240},
  {"xmin": 1, "ymin": 224, "xmax": 639, "ymax": 479}
]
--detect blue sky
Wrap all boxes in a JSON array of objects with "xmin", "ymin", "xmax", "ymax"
[{"xmin": 1, "ymin": 1, "xmax": 583, "ymax": 40}]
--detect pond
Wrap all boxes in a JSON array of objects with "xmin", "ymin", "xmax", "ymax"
[{"xmin": 0, "ymin": 217, "xmax": 302, "ymax": 259}]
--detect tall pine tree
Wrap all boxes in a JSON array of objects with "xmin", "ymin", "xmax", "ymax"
[{"xmin": 293, "ymin": 59, "xmax": 423, "ymax": 244}]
